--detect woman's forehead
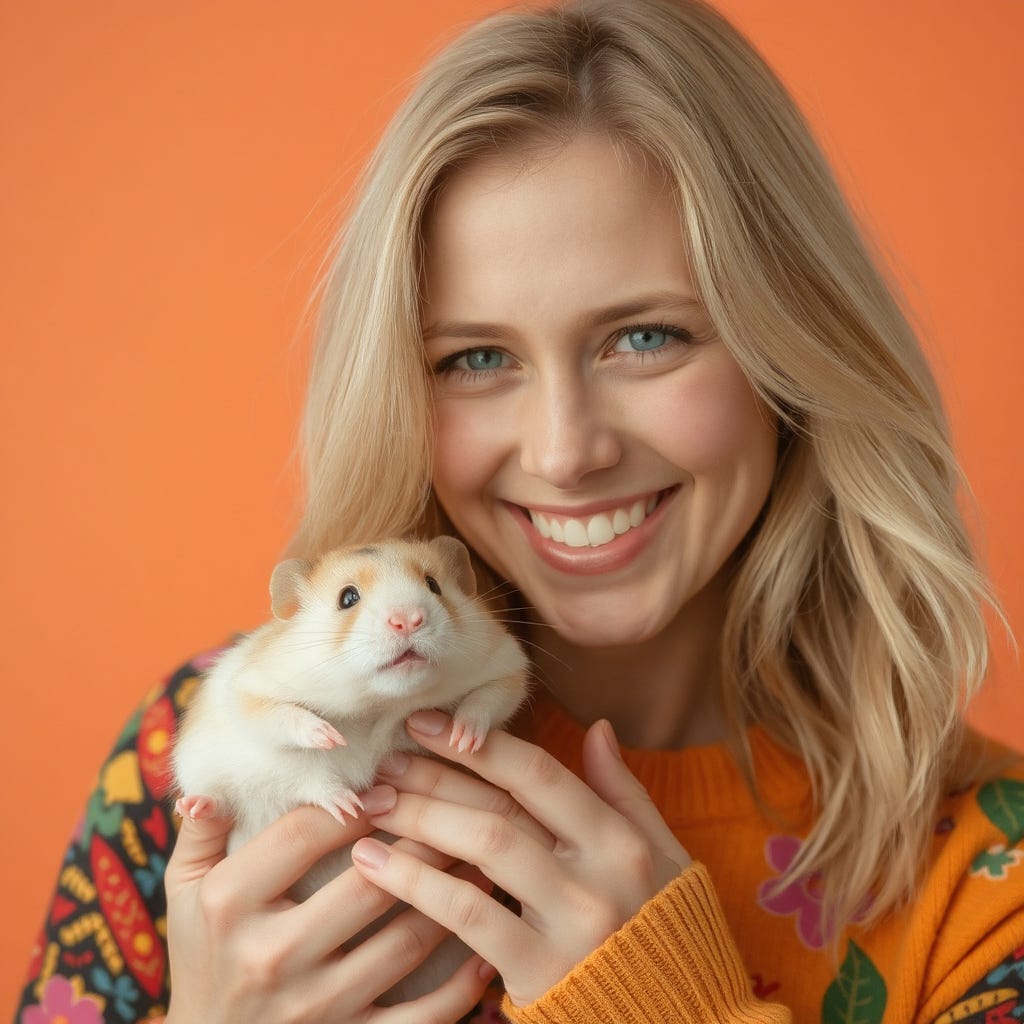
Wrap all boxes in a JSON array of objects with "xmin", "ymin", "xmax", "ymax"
[{"xmin": 420, "ymin": 135, "xmax": 690, "ymax": 324}]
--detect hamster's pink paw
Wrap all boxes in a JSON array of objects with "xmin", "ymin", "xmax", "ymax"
[
  {"xmin": 322, "ymin": 787, "xmax": 364, "ymax": 823},
  {"xmin": 175, "ymin": 794, "xmax": 218, "ymax": 820},
  {"xmin": 450, "ymin": 714, "xmax": 488, "ymax": 754},
  {"xmin": 305, "ymin": 719, "xmax": 347, "ymax": 750}
]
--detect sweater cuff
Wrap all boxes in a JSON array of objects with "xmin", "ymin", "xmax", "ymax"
[{"xmin": 500, "ymin": 863, "xmax": 791, "ymax": 1024}]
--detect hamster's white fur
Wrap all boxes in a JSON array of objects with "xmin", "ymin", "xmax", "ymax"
[{"xmin": 172, "ymin": 535, "xmax": 530, "ymax": 1003}]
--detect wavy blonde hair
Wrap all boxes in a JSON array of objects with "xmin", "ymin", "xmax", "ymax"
[{"xmin": 290, "ymin": 0, "xmax": 997, "ymax": 934}]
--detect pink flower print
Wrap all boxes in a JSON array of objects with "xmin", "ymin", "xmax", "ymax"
[
  {"xmin": 20, "ymin": 975, "xmax": 103, "ymax": 1024},
  {"xmin": 758, "ymin": 834, "xmax": 829, "ymax": 949}
]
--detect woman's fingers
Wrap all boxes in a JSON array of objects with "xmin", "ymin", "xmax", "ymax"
[
  {"xmin": 165, "ymin": 806, "xmax": 234, "ymax": 893},
  {"xmin": 166, "ymin": 798, "xmax": 499, "ymax": 1019},
  {"xmin": 581, "ymin": 720, "xmax": 691, "ymax": 872},
  {"xmin": 208, "ymin": 805, "xmax": 375, "ymax": 907},
  {"xmin": 337, "ymin": 860, "xmax": 492, "ymax": 1007},
  {"xmin": 355, "ymin": 716, "xmax": 700, "ymax": 1008},
  {"xmin": 377, "ymin": 750, "xmax": 555, "ymax": 849},
  {"xmin": 360, "ymin": 789, "xmax": 568, "ymax": 910},
  {"xmin": 350, "ymin": 838, "xmax": 535, "ymax": 978},
  {"xmin": 405, "ymin": 711, "xmax": 620, "ymax": 847},
  {"xmin": 296, "ymin": 834, "xmax": 463, "ymax": 958},
  {"xmin": 371, "ymin": 952, "xmax": 497, "ymax": 1024}
]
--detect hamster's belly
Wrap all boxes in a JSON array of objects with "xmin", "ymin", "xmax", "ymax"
[{"xmin": 225, "ymin": 747, "xmax": 373, "ymax": 840}]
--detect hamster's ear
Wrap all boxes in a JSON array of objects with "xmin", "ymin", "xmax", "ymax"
[
  {"xmin": 269, "ymin": 559, "xmax": 312, "ymax": 620},
  {"xmin": 432, "ymin": 535, "xmax": 476, "ymax": 597}
]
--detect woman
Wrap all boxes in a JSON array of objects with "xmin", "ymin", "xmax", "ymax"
[{"xmin": 16, "ymin": 1, "xmax": 1023, "ymax": 1021}]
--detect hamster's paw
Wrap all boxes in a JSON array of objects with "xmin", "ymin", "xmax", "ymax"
[
  {"xmin": 450, "ymin": 712, "xmax": 489, "ymax": 754},
  {"xmin": 175, "ymin": 794, "xmax": 218, "ymax": 821},
  {"xmin": 321, "ymin": 787, "xmax": 364, "ymax": 823},
  {"xmin": 303, "ymin": 718, "xmax": 347, "ymax": 750}
]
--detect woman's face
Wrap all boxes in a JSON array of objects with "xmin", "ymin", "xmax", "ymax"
[{"xmin": 422, "ymin": 134, "xmax": 777, "ymax": 647}]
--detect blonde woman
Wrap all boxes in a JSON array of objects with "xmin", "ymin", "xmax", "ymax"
[{"xmin": 16, "ymin": 1, "xmax": 1023, "ymax": 1022}]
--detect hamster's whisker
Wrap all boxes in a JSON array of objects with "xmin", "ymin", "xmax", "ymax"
[
  {"xmin": 474, "ymin": 590, "xmax": 525, "ymax": 609},
  {"xmin": 456, "ymin": 611, "xmax": 552, "ymax": 631},
  {"xmin": 486, "ymin": 617, "xmax": 551, "ymax": 629},
  {"xmin": 510, "ymin": 637, "xmax": 567, "ymax": 668},
  {"xmin": 475, "ymin": 579, "xmax": 519, "ymax": 598}
]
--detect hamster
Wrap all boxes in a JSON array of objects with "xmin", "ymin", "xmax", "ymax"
[{"xmin": 172, "ymin": 535, "xmax": 530, "ymax": 1003}]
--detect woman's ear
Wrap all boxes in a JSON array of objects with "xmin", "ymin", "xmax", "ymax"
[
  {"xmin": 269, "ymin": 558, "xmax": 312, "ymax": 620},
  {"xmin": 431, "ymin": 535, "xmax": 476, "ymax": 597}
]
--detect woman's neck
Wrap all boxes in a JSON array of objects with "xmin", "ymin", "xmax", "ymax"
[{"xmin": 525, "ymin": 572, "xmax": 732, "ymax": 750}]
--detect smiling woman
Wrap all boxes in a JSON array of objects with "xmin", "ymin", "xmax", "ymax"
[
  {"xmin": 9, "ymin": 1, "xmax": 1023, "ymax": 1023},
  {"xmin": 424, "ymin": 137, "xmax": 778, "ymax": 672}
]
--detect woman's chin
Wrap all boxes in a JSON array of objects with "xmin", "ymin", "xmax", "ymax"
[{"xmin": 534, "ymin": 603, "xmax": 668, "ymax": 650}]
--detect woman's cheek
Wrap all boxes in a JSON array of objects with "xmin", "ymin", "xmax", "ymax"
[
  {"xmin": 431, "ymin": 397, "xmax": 514, "ymax": 562},
  {"xmin": 433, "ymin": 401, "xmax": 490, "ymax": 493},
  {"xmin": 649, "ymin": 358, "xmax": 777, "ymax": 477}
]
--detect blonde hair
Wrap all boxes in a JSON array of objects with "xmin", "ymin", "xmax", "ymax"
[{"xmin": 291, "ymin": 0, "xmax": 997, "ymax": 934}]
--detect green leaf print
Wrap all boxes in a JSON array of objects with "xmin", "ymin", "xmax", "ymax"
[
  {"xmin": 822, "ymin": 941, "xmax": 886, "ymax": 1024},
  {"xmin": 81, "ymin": 785, "xmax": 125, "ymax": 847},
  {"xmin": 977, "ymin": 779, "xmax": 1024, "ymax": 845}
]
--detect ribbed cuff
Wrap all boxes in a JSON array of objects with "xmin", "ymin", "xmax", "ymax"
[{"xmin": 501, "ymin": 864, "xmax": 791, "ymax": 1024}]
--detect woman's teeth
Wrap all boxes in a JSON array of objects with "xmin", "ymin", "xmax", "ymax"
[{"xmin": 528, "ymin": 494, "xmax": 659, "ymax": 549}]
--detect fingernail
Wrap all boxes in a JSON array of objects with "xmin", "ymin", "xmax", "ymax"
[
  {"xmin": 602, "ymin": 720, "xmax": 623, "ymax": 761},
  {"xmin": 360, "ymin": 785, "xmax": 397, "ymax": 816},
  {"xmin": 377, "ymin": 750, "xmax": 411, "ymax": 776},
  {"xmin": 351, "ymin": 837, "xmax": 391, "ymax": 870},
  {"xmin": 407, "ymin": 709, "xmax": 448, "ymax": 736},
  {"xmin": 478, "ymin": 959, "xmax": 497, "ymax": 983}
]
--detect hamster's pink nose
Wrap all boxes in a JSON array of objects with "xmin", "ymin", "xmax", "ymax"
[{"xmin": 388, "ymin": 609, "xmax": 424, "ymax": 633}]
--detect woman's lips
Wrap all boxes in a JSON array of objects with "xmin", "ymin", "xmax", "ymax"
[{"xmin": 508, "ymin": 486, "xmax": 679, "ymax": 576}]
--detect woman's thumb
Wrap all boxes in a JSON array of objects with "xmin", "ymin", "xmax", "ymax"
[
  {"xmin": 166, "ymin": 797, "xmax": 234, "ymax": 891},
  {"xmin": 582, "ymin": 720, "xmax": 690, "ymax": 868}
]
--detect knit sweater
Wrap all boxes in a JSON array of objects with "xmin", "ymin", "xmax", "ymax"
[
  {"xmin": 497, "ymin": 695, "xmax": 1024, "ymax": 1023},
  {"xmin": 14, "ymin": 651, "xmax": 1024, "ymax": 1024}
]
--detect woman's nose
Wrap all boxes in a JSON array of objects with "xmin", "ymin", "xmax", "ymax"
[{"xmin": 518, "ymin": 376, "xmax": 621, "ymax": 489}]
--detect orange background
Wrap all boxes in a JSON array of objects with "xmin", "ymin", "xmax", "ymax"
[{"xmin": 2, "ymin": 0, "xmax": 1021, "ymax": 1010}]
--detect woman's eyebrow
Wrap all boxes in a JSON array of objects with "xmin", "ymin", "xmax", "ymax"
[{"xmin": 422, "ymin": 291, "xmax": 703, "ymax": 341}]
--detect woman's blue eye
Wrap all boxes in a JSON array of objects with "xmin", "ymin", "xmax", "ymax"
[
  {"xmin": 431, "ymin": 346, "xmax": 511, "ymax": 382},
  {"xmin": 462, "ymin": 349, "xmax": 505, "ymax": 371},
  {"xmin": 611, "ymin": 324, "xmax": 692, "ymax": 356},
  {"xmin": 622, "ymin": 329, "xmax": 668, "ymax": 352}
]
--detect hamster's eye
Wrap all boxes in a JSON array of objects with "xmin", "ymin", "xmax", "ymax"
[
  {"xmin": 339, "ymin": 586, "xmax": 360, "ymax": 610},
  {"xmin": 425, "ymin": 575, "xmax": 442, "ymax": 596}
]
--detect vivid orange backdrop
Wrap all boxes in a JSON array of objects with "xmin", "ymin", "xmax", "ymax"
[{"xmin": 2, "ymin": 0, "xmax": 1021, "ymax": 1010}]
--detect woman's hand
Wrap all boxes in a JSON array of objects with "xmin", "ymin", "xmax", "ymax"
[
  {"xmin": 163, "ymin": 802, "xmax": 495, "ymax": 1023},
  {"xmin": 349, "ymin": 712, "xmax": 691, "ymax": 1007}
]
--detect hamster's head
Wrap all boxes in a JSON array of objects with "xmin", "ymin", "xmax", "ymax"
[{"xmin": 268, "ymin": 536, "xmax": 481, "ymax": 698}]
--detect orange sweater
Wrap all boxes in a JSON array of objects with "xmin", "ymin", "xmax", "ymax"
[{"xmin": 499, "ymin": 699, "xmax": 1024, "ymax": 1024}]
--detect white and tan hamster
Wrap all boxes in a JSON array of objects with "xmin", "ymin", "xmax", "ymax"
[{"xmin": 172, "ymin": 535, "xmax": 530, "ymax": 1001}]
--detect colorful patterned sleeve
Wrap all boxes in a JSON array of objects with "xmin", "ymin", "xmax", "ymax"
[
  {"xmin": 14, "ymin": 648, "xmax": 223, "ymax": 1024},
  {"xmin": 929, "ymin": 946, "xmax": 1024, "ymax": 1024}
]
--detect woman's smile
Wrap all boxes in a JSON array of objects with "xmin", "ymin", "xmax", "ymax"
[
  {"xmin": 422, "ymin": 133, "xmax": 778, "ymax": 648},
  {"xmin": 503, "ymin": 486, "xmax": 680, "ymax": 576},
  {"xmin": 521, "ymin": 488, "xmax": 668, "ymax": 548}
]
